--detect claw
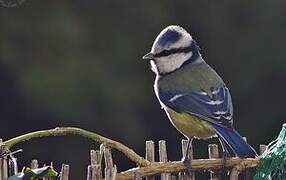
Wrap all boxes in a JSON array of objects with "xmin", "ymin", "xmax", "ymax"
[
  {"xmin": 219, "ymin": 138, "xmax": 230, "ymax": 177},
  {"xmin": 221, "ymin": 150, "xmax": 229, "ymax": 168},
  {"xmin": 182, "ymin": 138, "xmax": 194, "ymax": 179},
  {"xmin": 182, "ymin": 156, "xmax": 193, "ymax": 179}
]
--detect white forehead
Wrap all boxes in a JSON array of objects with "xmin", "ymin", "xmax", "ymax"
[{"xmin": 151, "ymin": 25, "xmax": 193, "ymax": 53}]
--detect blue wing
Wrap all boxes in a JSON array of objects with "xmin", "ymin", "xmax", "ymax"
[
  {"xmin": 158, "ymin": 86, "xmax": 233, "ymax": 128},
  {"xmin": 158, "ymin": 85, "xmax": 257, "ymax": 158}
]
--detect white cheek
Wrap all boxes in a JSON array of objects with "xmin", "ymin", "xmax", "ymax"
[{"xmin": 156, "ymin": 51, "xmax": 193, "ymax": 74}]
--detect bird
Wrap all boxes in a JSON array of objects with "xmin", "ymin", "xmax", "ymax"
[{"xmin": 142, "ymin": 25, "xmax": 257, "ymax": 172}]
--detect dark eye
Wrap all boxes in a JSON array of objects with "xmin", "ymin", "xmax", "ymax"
[
  {"xmin": 154, "ymin": 49, "xmax": 173, "ymax": 58},
  {"xmin": 154, "ymin": 45, "xmax": 193, "ymax": 58}
]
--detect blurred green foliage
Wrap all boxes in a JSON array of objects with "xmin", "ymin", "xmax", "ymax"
[{"xmin": 0, "ymin": 0, "xmax": 286, "ymax": 179}]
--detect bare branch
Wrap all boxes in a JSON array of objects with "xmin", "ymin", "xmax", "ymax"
[
  {"xmin": 117, "ymin": 158, "xmax": 259, "ymax": 180},
  {"xmin": 3, "ymin": 127, "xmax": 150, "ymax": 167}
]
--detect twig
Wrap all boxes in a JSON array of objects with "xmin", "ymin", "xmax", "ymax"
[
  {"xmin": 208, "ymin": 144, "xmax": 220, "ymax": 180},
  {"xmin": 3, "ymin": 127, "xmax": 150, "ymax": 167},
  {"xmin": 145, "ymin": 140, "xmax": 155, "ymax": 180},
  {"xmin": 60, "ymin": 164, "xmax": 70, "ymax": 180},
  {"xmin": 117, "ymin": 158, "xmax": 259, "ymax": 180},
  {"xmin": 1, "ymin": 127, "xmax": 260, "ymax": 179}
]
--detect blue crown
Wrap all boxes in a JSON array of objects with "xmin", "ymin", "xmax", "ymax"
[{"xmin": 157, "ymin": 29, "xmax": 181, "ymax": 46}]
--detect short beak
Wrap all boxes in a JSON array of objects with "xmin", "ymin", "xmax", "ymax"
[{"xmin": 142, "ymin": 52, "xmax": 154, "ymax": 60}]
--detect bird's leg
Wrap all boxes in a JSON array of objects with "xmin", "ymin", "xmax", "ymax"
[
  {"xmin": 219, "ymin": 138, "xmax": 230, "ymax": 165},
  {"xmin": 182, "ymin": 138, "xmax": 193, "ymax": 178},
  {"xmin": 219, "ymin": 138, "xmax": 230, "ymax": 177}
]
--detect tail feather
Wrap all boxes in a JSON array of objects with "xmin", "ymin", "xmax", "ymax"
[{"xmin": 211, "ymin": 123, "xmax": 257, "ymax": 158}]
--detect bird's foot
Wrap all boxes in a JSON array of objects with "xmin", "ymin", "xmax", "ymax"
[
  {"xmin": 220, "ymin": 151, "xmax": 230, "ymax": 177},
  {"xmin": 182, "ymin": 156, "xmax": 193, "ymax": 179},
  {"xmin": 222, "ymin": 150, "xmax": 229, "ymax": 167}
]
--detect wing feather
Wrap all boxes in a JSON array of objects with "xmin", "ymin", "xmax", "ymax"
[{"xmin": 159, "ymin": 85, "xmax": 233, "ymax": 128}]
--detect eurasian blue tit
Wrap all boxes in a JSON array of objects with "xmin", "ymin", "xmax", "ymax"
[{"xmin": 142, "ymin": 25, "xmax": 257, "ymax": 165}]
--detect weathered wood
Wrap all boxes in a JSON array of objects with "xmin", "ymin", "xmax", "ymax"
[
  {"xmin": 145, "ymin": 141, "xmax": 155, "ymax": 180},
  {"xmin": 0, "ymin": 157, "xmax": 2, "ymax": 180},
  {"xmin": 11, "ymin": 156, "xmax": 18, "ymax": 175},
  {"xmin": 208, "ymin": 144, "xmax": 219, "ymax": 180},
  {"xmin": 8, "ymin": 159, "xmax": 12, "ymax": 177},
  {"xmin": 111, "ymin": 165, "xmax": 117, "ymax": 180},
  {"xmin": 90, "ymin": 148, "xmax": 103, "ymax": 180},
  {"xmin": 103, "ymin": 146, "xmax": 117, "ymax": 180},
  {"xmin": 91, "ymin": 150, "xmax": 97, "ymax": 166},
  {"xmin": 105, "ymin": 165, "xmax": 112, "ymax": 179},
  {"xmin": 7, "ymin": 149, "xmax": 22, "ymax": 176},
  {"xmin": 2, "ymin": 157, "xmax": 8, "ymax": 179},
  {"xmin": 171, "ymin": 175, "xmax": 177, "ymax": 180},
  {"xmin": 229, "ymin": 166, "xmax": 240, "ymax": 180},
  {"xmin": 87, "ymin": 165, "xmax": 102, "ymax": 180},
  {"xmin": 179, "ymin": 140, "xmax": 187, "ymax": 180},
  {"xmin": 60, "ymin": 164, "xmax": 70, "ymax": 180},
  {"xmin": 259, "ymin": 144, "xmax": 267, "ymax": 155},
  {"xmin": 178, "ymin": 172, "xmax": 187, "ymax": 180},
  {"xmin": 93, "ymin": 165, "xmax": 102, "ymax": 180},
  {"xmin": 2, "ymin": 137, "xmax": 261, "ymax": 179},
  {"xmin": 0, "ymin": 139, "xmax": 3, "ymax": 180},
  {"xmin": 91, "ymin": 149, "xmax": 103, "ymax": 166},
  {"xmin": 31, "ymin": 159, "xmax": 39, "ymax": 169},
  {"xmin": 159, "ymin": 140, "xmax": 171, "ymax": 180},
  {"xmin": 103, "ymin": 146, "xmax": 113, "ymax": 169},
  {"xmin": 105, "ymin": 165, "xmax": 117, "ymax": 180},
  {"xmin": 181, "ymin": 139, "xmax": 194, "ymax": 180},
  {"xmin": 3, "ymin": 127, "xmax": 151, "ymax": 167},
  {"xmin": 133, "ymin": 170, "xmax": 140, "ymax": 180},
  {"xmin": 87, "ymin": 165, "xmax": 93, "ymax": 180},
  {"xmin": 117, "ymin": 158, "xmax": 259, "ymax": 180},
  {"xmin": 9, "ymin": 157, "xmax": 18, "ymax": 176}
]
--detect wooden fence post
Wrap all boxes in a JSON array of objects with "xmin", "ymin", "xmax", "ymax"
[
  {"xmin": 0, "ymin": 138, "xmax": 3, "ymax": 180},
  {"xmin": 89, "ymin": 149, "xmax": 103, "ymax": 180},
  {"xmin": 0, "ymin": 138, "xmax": 261, "ymax": 179},
  {"xmin": 208, "ymin": 144, "xmax": 219, "ymax": 180},
  {"xmin": 31, "ymin": 159, "xmax": 39, "ymax": 169},
  {"xmin": 179, "ymin": 139, "xmax": 195, "ymax": 180},
  {"xmin": 6, "ymin": 154, "xmax": 18, "ymax": 177},
  {"xmin": 0, "ymin": 138, "xmax": 7, "ymax": 180},
  {"xmin": 171, "ymin": 175, "xmax": 177, "ymax": 180},
  {"xmin": 145, "ymin": 140, "xmax": 155, "ymax": 180},
  {"xmin": 229, "ymin": 137, "xmax": 251, "ymax": 180},
  {"xmin": 0, "ymin": 157, "xmax": 2, "ymax": 180},
  {"xmin": 133, "ymin": 170, "xmax": 141, "ymax": 180},
  {"xmin": 229, "ymin": 167, "xmax": 240, "ymax": 180},
  {"xmin": 2, "ymin": 156, "xmax": 8, "ymax": 179},
  {"xmin": 87, "ymin": 165, "xmax": 93, "ymax": 180},
  {"xmin": 60, "ymin": 164, "xmax": 70, "ymax": 180},
  {"xmin": 259, "ymin": 144, "xmax": 266, "ymax": 155},
  {"xmin": 103, "ymin": 146, "xmax": 116, "ymax": 180},
  {"xmin": 159, "ymin": 140, "xmax": 171, "ymax": 180}
]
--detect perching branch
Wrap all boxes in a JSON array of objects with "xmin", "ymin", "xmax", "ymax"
[
  {"xmin": 117, "ymin": 158, "xmax": 259, "ymax": 180},
  {"xmin": 2, "ymin": 127, "xmax": 150, "ymax": 167},
  {"xmin": 2, "ymin": 127, "xmax": 261, "ymax": 179}
]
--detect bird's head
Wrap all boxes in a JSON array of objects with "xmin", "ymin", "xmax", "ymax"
[{"xmin": 143, "ymin": 25, "xmax": 202, "ymax": 75}]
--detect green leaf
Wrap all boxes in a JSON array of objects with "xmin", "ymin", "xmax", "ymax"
[
  {"xmin": 8, "ymin": 166, "xmax": 58, "ymax": 180},
  {"xmin": 254, "ymin": 123, "xmax": 286, "ymax": 180}
]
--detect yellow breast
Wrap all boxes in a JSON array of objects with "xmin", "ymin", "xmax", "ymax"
[{"xmin": 165, "ymin": 107, "xmax": 216, "ymax": 139}]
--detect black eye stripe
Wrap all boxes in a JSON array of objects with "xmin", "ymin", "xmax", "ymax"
[{"xmin": 154, "ymin": 45, "xmax": 193, "ymax": 58}]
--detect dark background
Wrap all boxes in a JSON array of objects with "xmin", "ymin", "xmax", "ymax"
[{"xmin": 0, "ymin": 0, "xmax": 286, "ymax": 179}]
